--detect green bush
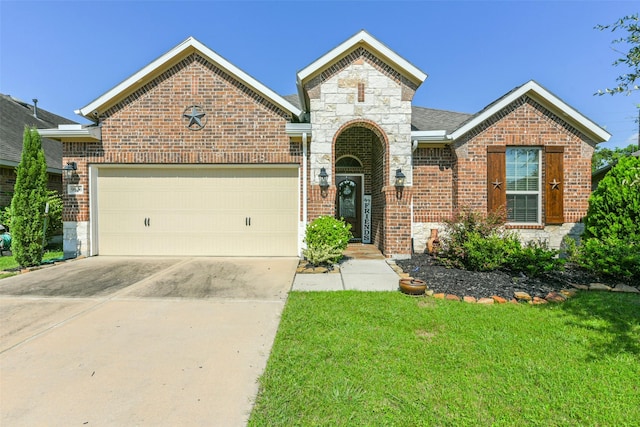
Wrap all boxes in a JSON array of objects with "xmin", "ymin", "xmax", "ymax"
[
  {"xmin": 579, "ymin": 156, "xmax": 640, "ymax": 281},
  {"xmin": 574, "ymin": 237, "xmax": 640, "ymax": 280},
  {"xmin": 10, "ymin": 127, "xmax": 48, "ymax": 267},
  {"xmin": 303, "ymin": 216, "xmax": 352, "ymax": 265},
  {"xmin": 44, "ymin": 190, "xmax": 63, "ymax": 240},
  {"xmin": 437, "ymin": 207, "xmax": 564, "ymax": 277},
  {"xmin": 508, "ymin": 240, "xmax": 565, "ymax": 277},
  {"xmin": 584, "ymin": 155, "xmax": 640, "ymax": 242}
]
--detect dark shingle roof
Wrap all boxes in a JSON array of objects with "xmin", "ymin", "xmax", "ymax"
[
  {"xmin": 0, "ymin": 94, "xmax": 76, "ymax": 170},
  {"xmin": 283, "ymin": 94, "xmax": 471, "ymax": 133},
  {"xmin": 410, "ymin": 106, "xmax": 472, "ymax": 133}
]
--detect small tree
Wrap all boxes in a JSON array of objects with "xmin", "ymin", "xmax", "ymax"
[
  {"xmin": 595, "ymin": 14, "xmax": 639, "ymax": 96},
  {"xmin": 10, "ymin": 127, "xmax": 48, "ymax": 267}
]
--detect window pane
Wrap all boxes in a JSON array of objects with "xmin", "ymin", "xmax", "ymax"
[
  {"xmin": 507, "ymin": 194, "xmax": 538, "ymax": 222},
  {"xmin": 506, "ymin": 148, "xmax": 539, "ymax": 191}
]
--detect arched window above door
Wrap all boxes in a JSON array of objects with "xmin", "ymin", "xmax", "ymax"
[{"xmin": 336, "ymin": 155, "xmax": 363, "ymax": 168}]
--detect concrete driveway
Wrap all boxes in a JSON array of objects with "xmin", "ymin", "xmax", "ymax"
[{"xmin": 0, "ymin": 256, "xmax": 298, "ymax": 426}]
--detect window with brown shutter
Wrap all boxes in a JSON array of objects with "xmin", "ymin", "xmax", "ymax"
[
  {"xmin": 487, "ymin": 146, "xmax": 506, "ymax": 214},
  {"xmin": 545, "ymin": 146, "xmax": 564, "ymax": 224}
]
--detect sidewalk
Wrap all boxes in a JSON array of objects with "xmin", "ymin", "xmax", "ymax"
[{"xmin": 292, "ymin": 244, "xmax": 402, "ymax": 292}]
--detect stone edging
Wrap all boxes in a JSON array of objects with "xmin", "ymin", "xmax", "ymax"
[{"xmin": 390, "ymin": 262, "xmax": 640, "ymax": 304}]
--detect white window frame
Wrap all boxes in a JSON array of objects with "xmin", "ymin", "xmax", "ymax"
[{"xmin": 505, "ymin": 147, "xmax": 542, "ymax": 225}]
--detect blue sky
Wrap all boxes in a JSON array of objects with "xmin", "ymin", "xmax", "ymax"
[{"xmin": 1, "ymin": 1, "xmax": 638, "ymax": 149}]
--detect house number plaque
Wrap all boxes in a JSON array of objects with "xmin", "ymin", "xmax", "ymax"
[{"xmin": 67, "ymin": 184, "xmax": 84, "ymax": 195}]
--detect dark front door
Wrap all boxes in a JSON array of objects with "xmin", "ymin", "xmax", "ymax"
[{"xmin": 336, "ymin": 175, "xmax": 362, "ymax": 240}]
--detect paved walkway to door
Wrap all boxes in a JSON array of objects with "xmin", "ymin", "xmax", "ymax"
[{"xmin": 292, "ymin": 244, "xmax": 401, "ymax": 291}]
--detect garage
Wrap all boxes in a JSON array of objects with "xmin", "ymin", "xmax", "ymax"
[{"xmin": 96, "ymin": 166, "xmax": 299, "ymax": 256}]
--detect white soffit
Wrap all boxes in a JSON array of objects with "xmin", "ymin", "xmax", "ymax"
[
  {"xmin": 77, "ymin": 37, "xmax": 302, "ymax": 120},
  {"xmin": 297, "ymin": 30, "xmax": 428, "ymax": 85},
  {"xmin": 449, "ymin": 80, "xmax": 611, "ymax": 142}
]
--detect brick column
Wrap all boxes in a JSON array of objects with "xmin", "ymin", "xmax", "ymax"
[{"xmin": 382, "ymin": 186, "xmax": 413, "ymax": 258}]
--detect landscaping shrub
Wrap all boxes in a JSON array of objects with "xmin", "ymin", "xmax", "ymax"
[
  {"xmin": 303, "ymin": 216, "xmax": 352, "ymax": 265},
  {"xmin": 574, "ymin": 237, "xmax": 640, "ymax": 281},
  {"xmin": 437, "ymin": 207, "xmax": 564, "ymax": 277},
  {"xmin": 10, "ymin": 127, "xmax": 48, "ymax": 267},
  {"xmin": 584, "ymin": 155, "xmax": 640, "ymax": 242},
  {"xmin": 508, "ymin": 240, "xmax": 565, "ymax": 277},
  {"xmin": 578, "ymin": 156, "xmax": 640, "ymax": 281},
  {"xmin": 44, "ymin": 190, "xmax": 63, "ymax": 240}
]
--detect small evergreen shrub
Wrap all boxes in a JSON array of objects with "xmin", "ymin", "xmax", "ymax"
[
  {"xmin": 303, "ymin": 216, "xmax": 352, "ymax": 265},
  {"xmin": 462, "ymin": 230, "xmax": 520, "ymax": 272},
  {"xmin": 10, "ymin": 127, "xmax": 48, "ymax": 267}
]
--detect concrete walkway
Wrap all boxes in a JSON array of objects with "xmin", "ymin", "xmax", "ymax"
[{"xmin": 292, "ymin": 257, "xmax": 401, "ymax": 292}]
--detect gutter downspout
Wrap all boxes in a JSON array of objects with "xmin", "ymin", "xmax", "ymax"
[{"xmin": 302, "ymin": 132, "xmax": 308, "ymax": 252}]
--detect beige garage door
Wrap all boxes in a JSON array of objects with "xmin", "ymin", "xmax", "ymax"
[{"xmin": 97, "ymin": 166, "xmax": 298, "ymax": 256}]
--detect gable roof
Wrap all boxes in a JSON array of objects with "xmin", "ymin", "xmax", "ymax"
[
  {"xmin": 449, "ymin": 80, "xmax": 611, "ymax": 143},
  {"xmin": 296, "ymin": 30, "xmax": 428, "ymax": 113},
  {"xmin": 0, "ymin": 94, "xmax": 76, "ymax": 172},
  {"xmin": 77, "ymin": 36, "xmax": 303, "ymax": 121}
]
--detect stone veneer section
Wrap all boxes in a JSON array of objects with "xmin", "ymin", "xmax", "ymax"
[{"xmin": 304, "ymin": 48, "xmax": 417, "ymax": 257}]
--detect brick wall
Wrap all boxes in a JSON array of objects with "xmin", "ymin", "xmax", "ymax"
[
  {"xmin": 63, "ymin": 53, "xmax": 300, "ymax": 222},
  {"xmin": 451, "ymin": 95, "xmax": 595, "ymax": 224},
  {"xmin": 412, "ymin": 147, "xmax": 454, "ymax": 222}
]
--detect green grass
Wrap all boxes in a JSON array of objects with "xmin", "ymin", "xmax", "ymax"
[
  {"xmin": 249, "ymin": 291, "xmax": 640, "ymax": 426},
  {"xmin": 0, "ymin": 250, "xmax": 64, "ymax": 272}
]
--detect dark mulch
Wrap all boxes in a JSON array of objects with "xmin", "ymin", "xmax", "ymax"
[{"xmin": 396, "ymin": 254, "xmax": 618, "ymax": 300}]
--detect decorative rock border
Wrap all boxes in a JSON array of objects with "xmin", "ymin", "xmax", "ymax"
[{"xmin": 393, "ymin": 262, "xmax": 640, "ymax": 304}]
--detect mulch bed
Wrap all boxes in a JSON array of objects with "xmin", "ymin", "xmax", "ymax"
[{"xmin": 396, "ymin": 254, "xmax": 625, "ymax": 300}]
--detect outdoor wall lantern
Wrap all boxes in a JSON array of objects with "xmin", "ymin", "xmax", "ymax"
[
  {"xmin": 395, "ymin": 168, "xmax": 406, "ymax": 199},
  {"xmin": 319, "ymin": 167, "xmax": 329, "ymax": 197},
  {"xmin": 63, "ymin": 161, "xmax": 77, "ymax": 179}
]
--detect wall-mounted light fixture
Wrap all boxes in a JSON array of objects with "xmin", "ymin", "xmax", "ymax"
[
  {"xmin": 63, "ymin": 161, "xmax": 77, "ymax": 180},
  {"xmin": 319, "ymin": 167, "xmax": 329, "ymax": 197},
  {"xmin": 395, "ymin": 168, "xmax": 406, "ymax": 199}
]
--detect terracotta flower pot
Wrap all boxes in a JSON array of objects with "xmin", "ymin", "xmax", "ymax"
[{"xmin": 399, "ymin": 277, "xmax": 427, "ymax": 295}]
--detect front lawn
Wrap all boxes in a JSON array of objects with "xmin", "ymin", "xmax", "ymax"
[
  {"xmin": 249, "ymin": 291, "xmax": 640, "ymax": 426},
  {"xmin": 0, "ymin": 249, "xmax": 64, "ymax": 274}
]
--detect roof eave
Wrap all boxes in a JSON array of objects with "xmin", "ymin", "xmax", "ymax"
[
  {"xmin": 297, "ymin": 30, "xmax": 428, "ymax": 89},
  {"xmin": 38, "ymin": 126, "xmax": 101, "ymax": 142},
  {"xmin": 78, "ymin": 37, "xmax": 303, "ymax": 121},
  {"xmin": 449, "ymin": 80, "xmax": 612, "ymax": 143}
]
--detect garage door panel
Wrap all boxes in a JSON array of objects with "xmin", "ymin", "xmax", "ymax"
[{"xmin": 97, "ymin": 167, "xmax": 298, "ymax": 256}]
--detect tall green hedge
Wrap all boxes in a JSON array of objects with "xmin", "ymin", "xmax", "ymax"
[
  {"xmin": 584, "ymin": 155, "xmax": 640, "ymax": 242},
  {"xmin": 10, "ymin": 127, "xmax": 48, "ymax": 267},
  {"xmin": 580, "ymin": 155, "xmax": 640, "ymax": 280}
]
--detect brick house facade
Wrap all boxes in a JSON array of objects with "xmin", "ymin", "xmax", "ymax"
[{"xmin": 41, "ymin": 31, "xmax": 610, "ymax": 258}]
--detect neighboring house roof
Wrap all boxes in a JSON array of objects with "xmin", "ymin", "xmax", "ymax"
[
  {"xmin": 450, "ymin": 80, "xmax": 611, "ymax": 143},
  {"xmin": 77, "ymin": 36, "xmax": 303, "ymax": 122},
  {"xmin": 0, "ymin": 93, "xmax": 76, "ymax": 172}
]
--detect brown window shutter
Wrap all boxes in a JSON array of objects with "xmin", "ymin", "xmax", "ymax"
[
  {"xmin": 545, "ymin": 146, "xmax": 564, "ymax": 224},
  {"xmin": 487, "ymin": 146, "xmax": 506, "ymax": 214}
]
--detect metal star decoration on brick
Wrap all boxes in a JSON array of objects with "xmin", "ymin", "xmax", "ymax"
[
  {"xmin": 550, "ymin": 179, "xmax": 561, "ymax": 190},
  {"xmin": 183, "ymin": 105, "xmax": 207, "ymax": 130},
  {"xmin": 492, "ymin": 179, "xmax": 502, "ymax": 189}
]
